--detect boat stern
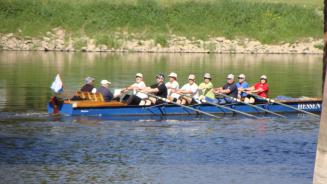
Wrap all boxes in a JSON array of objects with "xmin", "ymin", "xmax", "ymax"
[{"xmin": 48, "ymin": 96, "xmax": 73, "ymax": 115}]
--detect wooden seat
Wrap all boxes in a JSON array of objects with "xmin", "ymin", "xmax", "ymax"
[
  {"xmin": 73, "ymin": 91, "xmax": 105, "ymax": 102},
  {"xmin": 81, "ymin": 92, "xmax": 92, "ymax": 100},
  {"xmin": 92, "ymin": 93, "xmax": 104, "ymax": 102},
  {"xmin": 74, "ymin": 91, "xmax": 92, "ymax": 100}
]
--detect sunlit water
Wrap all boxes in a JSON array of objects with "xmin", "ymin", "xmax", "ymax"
[{"xmin": 0, "ymin": 51, "xmax": 322, "ymax": 183}]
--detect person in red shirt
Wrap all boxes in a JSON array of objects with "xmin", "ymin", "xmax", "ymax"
[{"xmin": 242, "ymin": 75, "xmax": 269, "ymax": 103}]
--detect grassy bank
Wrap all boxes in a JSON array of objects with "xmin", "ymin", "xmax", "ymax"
[{"xmin": 0, "ymin": 0, "xmax": 323, "ymax": 44}]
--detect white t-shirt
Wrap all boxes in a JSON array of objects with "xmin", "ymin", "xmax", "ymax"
[
  {"xmin": 131, "ymin": 81, "xmax": 147, "ymax": 99},
  {"xmin": 165, "ymin": 81, "xmax": 179, "ymax": 96},
  {"xmin": 181, "ymin": 83, "xmax": 199, "ymax": 98}
]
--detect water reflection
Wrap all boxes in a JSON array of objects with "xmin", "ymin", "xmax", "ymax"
[
  {"xmin": 0, "ymin": 51, "xmax": 322, "ymax": 112},
  {"xmin": 0, "ymin": 51, "xmax": 321, "ymax": 183}
]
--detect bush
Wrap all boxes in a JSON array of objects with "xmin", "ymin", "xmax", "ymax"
[
  {"xmin": 154, "ymin": 34, "xmax": 168, "ymax": 47},
  {"xmin": 95, "ymin": 34, "xmax": 121, "ymax": 48}
]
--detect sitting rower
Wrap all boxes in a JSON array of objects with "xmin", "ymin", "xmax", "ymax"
[
  {"xmin": 165, "ymin": 72, "xmax": 180, "ymax": 101},
  {"xmin": 198, "ymin": 73, "xmax": 215, "ymax": 102},
  {"xmin": 213, "ymin": 74, "xmax": 238, "ymax": 104},
  {"xmin": 236, "ymin": 74, "xmax": 249, "ymax": 100},
  {"xmin": 176, "ymin": 74, "xmax": 199, "ymax": 105},
  {"xmin": 70, "ymin": 76, "xmax": 96, "ymax": 100},
  {"xmin": 97, "ymin": 80, "xmax": 113, "ymax": 102},
  {"xmin": 139, "ymin": 74, "xmax": 167, "ymax": 106},
  {"xmin": 243, "ymin": 75, "xmax": 269, "ymax": 103},
  {"xmin": 121, "ymin": 73, "xmax": 147, "ymax": 105},
  {"xmin": 81, "ymin": 76, "xmax": 96, "ymax": 92}
]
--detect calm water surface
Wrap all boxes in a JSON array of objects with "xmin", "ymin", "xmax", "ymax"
[{"xmin": 0, "ymin": 51, "xmax": 322, "ymax": 183}]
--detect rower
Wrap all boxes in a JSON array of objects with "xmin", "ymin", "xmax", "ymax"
[
  {"xmin": 176, "ymin": 74, "xmax": 199, "ymax": 105},
  {"xmin": 81, "ymin": 76, "xmax": 96, "ymax": 92},
  {"xmin": 139, "ymin": 74, "xmax": 167, "ymax": 106},
  {"xmin": 213, "ymin": 74, "xmax": 238, "ymax": 104},
  {"xmin": 198, "ymin": 73, "xmax": 215, "ymax": 102},
  {"xmin": 121, "ymin": 73, "xmax": 147, "ymax": 105},
  {"xmin": 165, "ymin": 72, "xmax": 180, "ymax": 101},
  {"xmin": 236, "ymin": 74, "xmax": 249, "ymax": 100},
  {"xmin": 243, "ymin": 75, "xmax": 269, "ymax": 103},
  {"xmin": 97, "ymin": 80, "xmax": 113, "ymax": 102}
]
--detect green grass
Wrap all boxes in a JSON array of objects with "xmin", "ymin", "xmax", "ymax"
[
  {"xmin": 0, "ymin": 0, "xmax": 323, "ymax": 44},
  {"xmin": 154, "ymin": 34, "xmax": 169, "ymax": 47},
  {"xmin": 245, "ymin": 0, "xmax": 322, "ymax": 8},
  {"xmin": 95, "ymin": 34, "xmax": 122, "ymax": 48}
]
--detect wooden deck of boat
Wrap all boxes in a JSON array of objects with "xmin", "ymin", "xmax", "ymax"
[{"xmin": 67, "ymin": 100, "xmax": 126, "ymax": 108}]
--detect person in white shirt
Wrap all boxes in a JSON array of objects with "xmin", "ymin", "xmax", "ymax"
[
  {"xmin": 165, "ymin": 72, "xmax": 180, "ymax": 101},
  {"xmin": 121, "ymin": 73, "xmax": 147, "ymax": 105},
  {"xmin": 176, "ymin": 74, "xmax": 199, "ymax": 105}
]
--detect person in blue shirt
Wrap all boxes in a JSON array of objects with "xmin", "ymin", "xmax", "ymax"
[
  {"xmin": 97, "ymin": 80, "xmax": 113, "ymax": 102},
  {"xmin": 236, "ymin": 74, "xmax": 249, "ymax": 100}
]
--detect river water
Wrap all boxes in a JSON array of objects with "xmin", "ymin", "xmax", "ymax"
[{"xmin": 0, "ymin": 51, "xmax": 323, "ymax": 183}]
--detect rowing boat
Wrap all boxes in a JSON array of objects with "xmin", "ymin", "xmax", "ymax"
[{"xmin": 48, "ymin": 97, "xmax": 322, "ymax": 118}]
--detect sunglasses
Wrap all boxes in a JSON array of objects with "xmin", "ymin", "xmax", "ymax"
[{"xmin": 238, "ymin": 77, "xmax": 244, "ymax": 79}]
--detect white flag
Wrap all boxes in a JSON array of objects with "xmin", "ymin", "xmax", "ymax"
[{"xmin": 50, "ymin": 74, "xmax": 63, "ymax": 93}]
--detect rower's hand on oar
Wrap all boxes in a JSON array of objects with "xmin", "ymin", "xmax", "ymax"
[
  {"xmin": 213, "ymin": 88, "xmax": 221, "ymax": 95},
  {"xmin": 176, "ymin": 90, "xmax": 184, "ymax": 95},
  {"xmin": 200, "ymin": 99, "xmax": 207, "ymax": 103},
  {"xmin": 198, "ymin": 95, "xmax": 205, "ymax": 101}
]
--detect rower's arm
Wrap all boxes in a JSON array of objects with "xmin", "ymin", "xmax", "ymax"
[
  {"xmin": 245, "ymin": 86, "xmax": 255, "ymax": 92},
  {"xmin": 220, "ymin": 88, "xmax": 231, "ymax": 94},
  {"xmin": 178, "ymin": 89, "xmax": 193, "ymax": 94},
  {"xmin": 213, "ymin": 87, "xmax": 222, "ymax": 94},
  {"xmin": 125, "ymin": 85, "xmax": 134, "ymax": 91},
  {"xmin": 252, "ymin": 89, "xmax": 263, "ymax": 93},
  {"xmin": 127, "ymin": 84, "xmax": 146, "ymax": 91},
  {"xmin": 145, "ymin": 87, "xmax": 159, "ymax": 93}
]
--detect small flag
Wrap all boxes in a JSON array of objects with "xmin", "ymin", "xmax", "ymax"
[{"xmin": 50, "ymin": 74, "xmax": 63, "ymax": 93}]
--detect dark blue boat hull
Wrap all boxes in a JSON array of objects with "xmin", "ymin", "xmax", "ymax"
[{"xmin": 48, "ymin": 100, "xmax": 322, "ymax": 117}]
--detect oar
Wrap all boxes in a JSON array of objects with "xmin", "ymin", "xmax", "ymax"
[
  {"xmin": 246, "ymin": 93, "xmax": 320, "ymax": 118},
  {"xmin": 140, "ymin": 91, "xmax": 220, "ymax": 119},
  {"xmin": 177, "ymin": 93, "xmax": 258, "ymax": 119},
  {"xmin": 200, "ymin": 98, "xmax": 258, "ymax": 119},
  {"xmin": 218, "ymin": 93, "xmax": 287, "ymax": 118}
]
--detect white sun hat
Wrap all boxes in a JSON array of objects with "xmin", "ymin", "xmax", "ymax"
[
  {"xmin": 226, "ymin": 74, "xmax": 234, "ymax": 80},
  {"xmin": 188, "ymin": 74, "xmax": 196, "ymax": 80},
  {"xmin": 100, "ymin": 79, "xmax": 111, "ymax": 85},
  {"xmin": 238, "ymin": 74, "xmax": 246, "ymax": 79},
  {"xmin": 135, "ymin": 73, "xmax": 143, "ymax": 78},
  {"xmin": 203, "ymin": 73, "xmax": 211, "ymax": 79},
  {"xmin": 260, "ymin": 75, "xmax": 267, "ymax": 80},
  {"xmin": 168, "ymin": 72, "xmax": 178, "ymax": 79}
]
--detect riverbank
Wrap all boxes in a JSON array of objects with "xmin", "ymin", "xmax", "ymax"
[
  {"xmin": 0, "ymin": 0, "xmax": 323, "ymax": 54},
  {"xmin": 0, "ymin": 28, "xmax": 323, "ymax": 54}
]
